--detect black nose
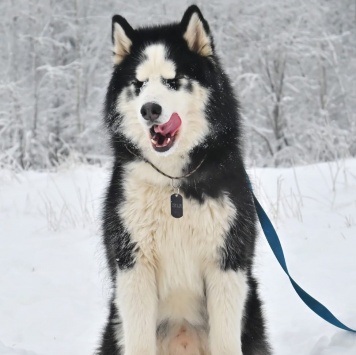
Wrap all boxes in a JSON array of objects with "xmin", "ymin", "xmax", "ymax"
[{"xmin": 140, "ymin": 102, "xmax": 162, "ymax": 122}]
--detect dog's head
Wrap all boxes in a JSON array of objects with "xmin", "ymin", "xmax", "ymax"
[
  {"xmin": 105, "ymin": 6, "xmax": 239, "ymax": 168},
  {"xmin": 106, "ymin": 6, "xmax": 214, "ymax": 158}
]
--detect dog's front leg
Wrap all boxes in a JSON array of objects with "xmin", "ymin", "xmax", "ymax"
[
  {"xmin": 115, "ymin": 258, "xmax": 157, "ymax": 355},
  {"xmin": 205, "ymin": 265, "xmax": 248, "ymax": 355}
]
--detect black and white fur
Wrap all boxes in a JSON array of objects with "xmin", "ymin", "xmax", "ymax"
[{"xmin": 98, "ymin": 5, "xmax": 271, "ymax": 355}]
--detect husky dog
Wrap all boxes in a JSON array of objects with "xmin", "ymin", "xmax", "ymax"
[{"xmin": 98, "ymin": 5, "xmax": 271, "ymax": 355}]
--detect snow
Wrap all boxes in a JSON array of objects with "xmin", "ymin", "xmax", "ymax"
[{"xmin": 0, "ymin": 160, "xmax": 355, "ymax": 354}]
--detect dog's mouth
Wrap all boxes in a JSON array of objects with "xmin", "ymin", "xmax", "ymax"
[{"xmin": 149, "ymin": 113, "xmax": 182, "ymax": 152}]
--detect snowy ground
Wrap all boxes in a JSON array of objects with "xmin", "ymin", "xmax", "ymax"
[{"xmin": 0, "ymin": 160, "xmax": 355, "ymax": 354}]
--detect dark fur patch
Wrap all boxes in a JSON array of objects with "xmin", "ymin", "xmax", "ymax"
[
  {"xmin": 242, "ymin": 274, "xmax": 273, "ymax": 354},
  {"xmin": 157, "ymin": 320, "xmax": 170, "ymax": 339},
  {"xmin": 184, "ymin": 80, "xmax": 193, "ymax": 92},
  {"xmin": 132, "ymin": 80, "xmax": 144, "ymax": 96},
  {"xmin": 102, "ymin": 163, "xmax": 138, "ymax": 277},
  {"xmin": 96, "ymin": 301, "xmax": 122, "ymax": 354},
  {"xmin": 126, "ymin": 88, "xmax": 134, "ymax": 101}
]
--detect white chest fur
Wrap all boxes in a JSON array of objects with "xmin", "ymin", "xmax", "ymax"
[{"xmin": 118, "ymin": 162, "xmax": 237, "ymax": 327}]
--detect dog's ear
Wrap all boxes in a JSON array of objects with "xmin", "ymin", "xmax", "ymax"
[
  {"xmin": 181, "ymin": 5, "xmax": 213, "ymax": 57},
  {"xmin": 112, "ymin": 15, "xmax": 134, "ymax": 65}
]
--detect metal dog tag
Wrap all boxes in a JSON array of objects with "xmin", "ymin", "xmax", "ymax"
[{"xmin": 171, "ymin": 193, "xmax": 183, "ymax": 218}]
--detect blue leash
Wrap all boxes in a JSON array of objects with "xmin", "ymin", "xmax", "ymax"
[{"xmin": 250, "ymin": 183, "xmax": 356, "ymax": 333}]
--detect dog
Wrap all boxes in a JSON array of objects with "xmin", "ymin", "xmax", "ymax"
[{"xmin": 98, "ymin": 5, "xmax": 271, "ymax": 355}]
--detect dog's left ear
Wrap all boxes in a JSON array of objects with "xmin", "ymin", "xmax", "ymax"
[{"xmin": 181, "ymin": 5, "xmax": 213, "ymax": 57}]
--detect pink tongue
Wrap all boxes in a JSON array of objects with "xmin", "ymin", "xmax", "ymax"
[{"xmin": 154, "ymin": 113, "xmax": 182, "ymax": 136}]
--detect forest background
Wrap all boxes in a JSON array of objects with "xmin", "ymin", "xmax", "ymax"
[{"xmin": 1, "ymin": 0, "xmax": 355, "ymax": 169}]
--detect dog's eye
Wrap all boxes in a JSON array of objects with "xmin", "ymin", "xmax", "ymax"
[
  {"xmin": 132, "ymin": 79, "xmax": 144, "ymax": 89},
  {"xmin": 162, "ymin": 77, "xmax": 182, "ymax": 90},
  {"xmin": 166, "ymin": 79, "xmax": 178, "ymax": 85}
]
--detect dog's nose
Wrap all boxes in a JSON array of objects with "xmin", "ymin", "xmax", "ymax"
[{"xmin": 140, "ymin": 102, "xmax": 162, "ymax": 122}]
